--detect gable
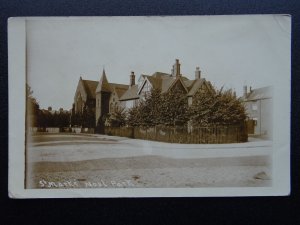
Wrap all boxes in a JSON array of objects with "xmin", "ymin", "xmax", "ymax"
[
  {"xmin": 119, "ymin": 85, "xmax": 139, "ymax": 101},
  {"xmin": 74, "ymin": 79, "xmax": 88, "ymax": 103},
  {"xmin": 138, "ymin": 78, "xmax": 153, "ymax": 95},
  {"xmin": 187, "ymin": 79, "xmax": 213, "ymax": 97},
  {"xmin": 82, "ymin": 80, "xmax": 98, "ymax": 99},
  {"xmin": 168, "ymin": 78, "xmax": 188, "ymax": 93}
]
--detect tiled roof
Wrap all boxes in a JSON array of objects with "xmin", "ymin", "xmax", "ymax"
[
  {"xmin": 183, "ymin": 80, "xmax": 196, "ymax": 91},
  {"xmin": 161, "ymin": 76, "xmax": 176, "ymax": 93},
  {"xmin": 187, "ymin": 79, "xmax": 205, "ymax": 96},
  {"xmin": 151, "ymin": 72, "xmax": 171, "ymax": 78},
  {"xmin": 146, "ymin": 76, "xmax": 162, "ymax": 90},
  {"xmin": 96, "ymin": 71, "xmax": 111, "ymax": 93},
  {"xmin": 110, "ymin": 83, "xmax": 129, "ymax": 98},
  {"xmin": 119, "ymin": 85, "xmax": 139, "ymax": 100},
  {"xmin": 244, "ymin": 86, "xmax": 273, "ymax": 101},
  {"xmin": 82, "ymin": 80, "xmax": 98, "ymax": 99}
]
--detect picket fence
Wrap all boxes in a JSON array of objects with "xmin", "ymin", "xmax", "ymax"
[{"xmin": 104, "ymin": 125, "xmax": 247, "ymax": 144}]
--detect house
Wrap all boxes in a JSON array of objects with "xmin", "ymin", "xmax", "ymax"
[
  {"xmin": 72, "ymin": 59, "xmax": 214, "ymax": 132},
  {"xmin": 119, "ymin": 59, "xmax": 213, "ymax": 109},
  {"xmin": 243, "ymin": 86, "xmax": 273, "ymax": 139}
]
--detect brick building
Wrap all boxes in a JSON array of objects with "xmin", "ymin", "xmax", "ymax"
[{"xmin": 72, "ymin": 59, "xmax": 213, "ymax": 132}]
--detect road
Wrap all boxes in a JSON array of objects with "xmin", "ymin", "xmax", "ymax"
[{"xmin": 27, "ymin": 133, "xmax": 272, "ymax": 188}]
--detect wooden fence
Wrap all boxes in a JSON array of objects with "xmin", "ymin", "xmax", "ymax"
[{"xmin": 104, "ymin": 124, "xmax": 247, "ymax": 144}]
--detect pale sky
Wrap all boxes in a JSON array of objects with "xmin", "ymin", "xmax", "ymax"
[{"xmin": 26, "ymin": 15, "xmax": 291, "ymax": 110}]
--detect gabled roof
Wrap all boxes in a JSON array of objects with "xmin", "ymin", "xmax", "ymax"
[
  {"xmin": 244, "ymin": 86, "xmax": 273, "ymax": 101},
  {"xmin": 187, "ymin": 78, "xmax": 206, "ymax": 96},
  {"xmin": 146, "ymin": 76, "xmax": 161, "ymax": 90},
  {"xmin": 187, "ymin": 79, "xmax": 204, "ymax": 96},
  {"xmin": 137, "ymin": 72, "xmax": 193, "ymax": 94},
  {"xmin": 110, "ymin": 83, "xmax": 129, "ymax": 98},
  {"xmin": 165, "ymin": 77, "xmax": 189, "ymax": 93},
  {"xmin": 183, "ymin": 80, "xmax": 196, "ymax": 91},
  {"xmin": 119, "ymin": 85, "xmax": 139, "ymax": 101},
  {"xmin": 82, "ymin": 79, "xmax": 98, "ymax": 99},
  {"xmin": 96, "ymin": 69, "xmax": 111, "ymax": 93},
  {"xmin": 161, "ymin": 76, "xmax": 176, "ymax": 93},
  {"xmin": 152, "ymin": 72, "xmax": 171, "ymax": 79}
]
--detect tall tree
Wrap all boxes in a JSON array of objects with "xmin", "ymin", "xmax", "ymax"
[
  {"xmin": 159, "ymin": 89, "xmax": 189, "ymax": 126},
  {"xmin": 190, "ymin": 86, "xmax": 246, "ymax": 126},
  {"xmin": 26, "ymin": 84, "xmax": 40, "ymax": 127}
]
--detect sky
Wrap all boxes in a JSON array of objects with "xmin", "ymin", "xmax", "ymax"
[{"xmin": 26, "ymin": 15, "xmax": 291, "ymax": 110}]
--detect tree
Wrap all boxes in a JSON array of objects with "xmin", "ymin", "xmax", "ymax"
[
  {"xmin": 127, "ymin": 104, "xmax": 142, "ymax": 127},
  {"xmin": 82, "ymin": 106, "xmax": 95, "ymax": 128},
  {"xmin": 212, "ymin": 88, "xmax": 246, "ymax": 125},
  {"xmin": 190, "ymin": 86, "xmax": 246, "ymax": 126},
  {"xmin": 189, "ymin": 86, "xmax": 216, "ymax": 126},
  {"xmin": 126, "ymin": 88, "xmax": 189, "ymax": 127},
  {"xmin": 159, "ymin": 89, "xmax": 189, "ymax": 126},
  {"xmin": 106, "ymin": 106, "xmax": 127, "ymax": 127},
  {"xmin": 127, "ymin": 88, "xmax": 162, "ymax": 127},
  {"xmin": 26, "ymin": 84, "xmax": 40, "ymax": 127},
  {"xmin": 139, "ymin": 88, "xmax": 162, "ymax": 127}
]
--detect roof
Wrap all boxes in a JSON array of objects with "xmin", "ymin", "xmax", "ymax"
[
  {"xmin": 186, "ymin": 79, "xmax": 205, "ymax": 96},
  {"xmin": 110, "ymin": 83, "xmax": 129, "ymax": 98},
  {"xmin": 161, "ymin": 76, "xmax": 176, "ymax": 93},
  {"xmin": 152, "ymin": 72, "xmax": 171, "ymax": 79},
  {"xmin": 183, "ymin": 80, "xmax": 196, "ymax": 91},
  {"xmin": 82, "ymin": 80, "xmax": 98, "ymax": 99},
  {"xmin": 244, "ymin": 86, "xmax": 273, "ymax": 101},
  {"xmin": 119, "ymin": 85, "xmax": 139, "ymax": 101},
  {"xmin": 146, "ymin": 76, "xmax": 162, "ymax": 90},
  {"xmin": 165, "ymin": 77, "xmax": 189, "ymax": 93},
  {"xmin": 96, "ymin": 70, "xmax": 111, "ymax": 93}
]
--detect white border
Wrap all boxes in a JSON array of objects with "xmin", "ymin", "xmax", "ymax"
[{"xmin": 8, "ymin": 16, "xmax": 291, "ymax": 198}]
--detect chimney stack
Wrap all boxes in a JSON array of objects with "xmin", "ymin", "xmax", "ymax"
[
  {"xmin": 48, "ymin": 106, "xmax": 52, "ymax": 111},
  {"xmin": 172, "ymin": 59, "xmax": 181, "ymax": 77},
  {"xmin": 243, "ymin": 86, "xmax": 247, "ymax": 98},
  {"xmin": 130, "ymin": 71, "xmax": 135, "ymax": 86},
  {"xmin": 195, "ymin": 67, "xmax": 201, "ymax": 79}
]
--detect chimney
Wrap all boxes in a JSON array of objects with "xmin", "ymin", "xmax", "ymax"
[
  {"xmin": 172, "ymin": 59, "xmax": 181, "ymax": 77},
  {"xmin": 48, "ymin": 106, "xmax": 52, "ymax": 111},
  {"xmin": 243, "ymin": 86, "xmax": 247, "ymax": 98},
  {"xmin": 130, "ymin": 71, "xmax": 135, "ymax": 86},
  {"xmin": 195, "ymin": 67, "xmax": 201, "ymax": 79},
  {"xmin": 176, "ymin": 59, "xmax": 180, "ymax": 77}
]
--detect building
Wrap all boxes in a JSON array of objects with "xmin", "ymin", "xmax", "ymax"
[
  {"xmin": 243, "ymin": 86, "xmax": 273, "ymax": 139},
  {"xmin": 72, "ymin": 59, "xmax": 213, "ymax": 132}
]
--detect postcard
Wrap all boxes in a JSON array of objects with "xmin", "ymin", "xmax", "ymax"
[{"xmin": 8, "ymin": 15, "xmax": 291, "ymax": 198}]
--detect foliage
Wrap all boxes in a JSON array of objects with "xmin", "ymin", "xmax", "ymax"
[
  {"xmin": 105, "ymin": 106, "xmax": 127, "ymax": 127},
  {"xmin": 127, "ymin": 88, "xmax": 189, "ymax": 127},
  {"xmin": 159, "ymin": 89, "xmax": 189, "ymax": 126},
  {"xmin": 189, "ymin": 86, "xmax": 246, "ymax": 126},
  {"xmin": 27, "ymin": 84, "xmax": 71, "ymax": 129},
  {"xmin": 82, "ymin": 106, "xmax": 95, "ymax": 128},
  {"xmin": 26, "ymin": 84, "xmax": 40, "ymax": 127},
  {"xmin": 126, "ymin": 84, "xmax": 246, "ymax": 128}
]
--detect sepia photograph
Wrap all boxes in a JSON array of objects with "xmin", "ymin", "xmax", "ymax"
[{"xmin": 8, "ymin": 15, "xmax": 291, "ymax": 197}]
